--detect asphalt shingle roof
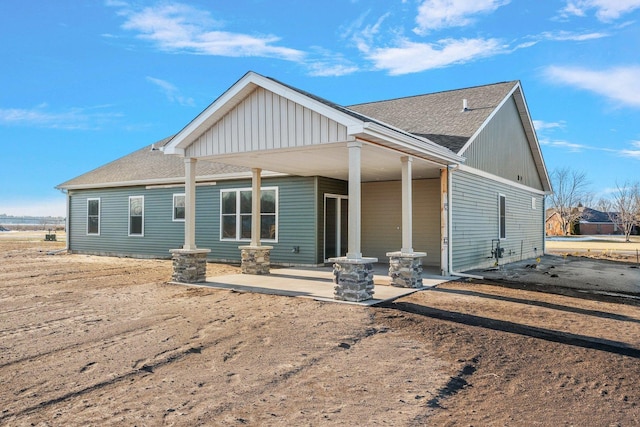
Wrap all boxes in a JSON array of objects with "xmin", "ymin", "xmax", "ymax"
[
  {"xmin": 56, "ymin": 137, "xmax": 249, "ymax": 189},
  {"xmin": 58, "ymin": 79, "xmax": 518, "ymax": 189},
  {"xmin": 347, "ymin": 81, "xmax": 517, "ymax": 153}
]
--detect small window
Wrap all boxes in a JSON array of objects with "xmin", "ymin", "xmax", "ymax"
[
  {"xmin": 220, "ymin": 187, "xmax": 278, "ymax": 241},
  {"xmin": 173, "ymin": 194, "xmax": 185, "ymax": 221},
  {"xmin": 129, "ymin": 196, "xmax": 144, "ymax": 236},
  {"xmin": 498, "ymin": 194, "xmax": 506, "ymax": 239},
  {"xmin": 531, "ymin": 197, "xmax": 536, "ymax": 210},
  {"xmin": 87, "ymin": 198, "xmax": 100, "ymax": 235}
]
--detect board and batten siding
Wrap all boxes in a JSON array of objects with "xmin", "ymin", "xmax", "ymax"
[
  {"xmin": 362, "ymin": 179, "xmax": 441, "ymax": 265},
  {"xmin": 186, "ymin": 87, "xmax": 349, "ymax": 158},
  {"xmin": 68, "ymin": 176, "xmax": 321, "ymax": 265},
  {"xmin": 451, "ymin": 170, "xmax": 544, "ymax": 271},
  {"xmin": 463, "ymin": 96, "xmax": 544, "ymax": 191}
]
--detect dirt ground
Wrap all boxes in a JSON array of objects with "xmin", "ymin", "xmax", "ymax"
[{"xmin": 1, "ymin": 233, "xmax": 639, "ymax": 426}]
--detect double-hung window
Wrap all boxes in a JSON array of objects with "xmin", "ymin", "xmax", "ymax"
[
  {"xmin": 173, "ymin": 194, "xmax": 185, "ymax": 221},
  {"xmin": 498, "ymin": 194, "xmax": 506, "ymax": 240},
  {"xmin": 129, "ymin": 196, "xmax": 144, "ymax": 236},
  {"xmin": 87, "ymin": 198, "xmax": 100, "ymax": 235},
  {"xmin": 220, "ymin": 187, "xmax": 277, "ymax": 242}
]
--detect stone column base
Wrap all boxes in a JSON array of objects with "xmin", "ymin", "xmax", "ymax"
[
  {"xmin": 329, "ymin": 257, "xmax": 378, "ymax": 302},
  {"xmin": 239, "ymin": 246, "xmax": 273, "ymax": 275},
  {"xmin": 386, "ymin": 251, "xmax": 427, "ymax": 288},
  {"xmin": 170, "ymin": 248, "xmax": 211, "ymax": 283}
]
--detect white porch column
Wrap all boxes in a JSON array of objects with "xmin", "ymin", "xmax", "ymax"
[
  {"xmin": 239, "ymin": 168, "xmax": 272, "ymax": 275},
  {"xmin": 330, "ymin": 140, "xmax": 377, "ymax": 301},
  {"xmin": 387, "ymin": 156, "xmax": 426, "ymax": 288},
  {"xmin": 184, "ymin": 157, "xmax": 197, "ymax": 251},
  {"xmin": 251, "ymin": 168, "xmax": 262, "ymax": 247},
  {"xmin": 347, "ymin": 141, "xmax": 362, "ymax": 259},
  {"xmin": 170, "ymin": 157, "xmax": 210, "ymax": 284},
  {"xmin": 401, "ymin": 156, "xmax": 413, "ymax": 254}
]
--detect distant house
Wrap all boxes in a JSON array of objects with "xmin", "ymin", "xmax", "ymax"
[
  {"xmin": 57, "ymin": 71, "xmax": 552, "ymax": 278},
  {"xmin": 545, "ymin": 210, "xmax": 564, "ymax": 236},
  {"xmin": 577, "ymin": 207, "xmax": 619, "ymax": 235}
]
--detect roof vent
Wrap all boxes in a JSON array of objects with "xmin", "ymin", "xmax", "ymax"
[{"xmin": 462, "ymin": 99, "xmax": 469, "ymax": 112}]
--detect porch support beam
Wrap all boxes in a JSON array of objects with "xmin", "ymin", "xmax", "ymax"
[
  {"xmin": 401, "ymin": 156, "xmax": 413, "ymax": 254},
  {"xmin": 239, "ymin": 167, "xmax": 272, "ymax": 275},
  {"xmin": 170, "ymin": 157, "xmax": 210, "ymax": 284},
  {"xmin": 387, "ymin": 156, "xmax": 426, "ymax": 288},
  {"xmin": 330, "ymin": 140, "xmax": 376, "ymax": 302},
  {"xmin": 250, "ymin": 168, "xmax": 262, "ymax": 248},
  {"xmin": 184, "ymin": 157, "xmax": 197, "ymax": 251},
  {"xmin": 347, "ymin": 141, "xmax": 362, "ymax": 259}
]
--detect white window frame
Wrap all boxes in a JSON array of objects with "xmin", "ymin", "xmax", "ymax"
[
  {"xmin": 531, "ymin": 197, "xmax": 536, "ymax": 210},
  {"xmin": 87, "ymin": 198, "xmax": 100, "ymax": 235},
  {"xmin": 128, "ymin": 195, "xmax": 144, "ymax": 237},
  {"xmin": 220, "ymin": 187, "xmax": 278, "ymax": 243},
  {"xmin": 498, "ymin": 193, "xmax": 506, "ymax": 240},
  {"xmin": 173, "ymin": 193, "xmax": 185, "ymax": 222}
]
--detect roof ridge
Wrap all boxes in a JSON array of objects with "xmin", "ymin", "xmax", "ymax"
[{"xmin": 348, "ymin": 80, "xmax": 518, "ymax": 107}]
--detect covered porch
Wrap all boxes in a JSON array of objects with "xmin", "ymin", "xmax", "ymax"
[{"xmin": 163, "ymin": 72, "xmax": 464, "ymax": 302}]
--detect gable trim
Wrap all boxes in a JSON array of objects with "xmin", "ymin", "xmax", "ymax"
[
  {"xmin": 164, "ymin": 72, "xmax": 364, "ymax": 155},
  {"xmin": 457, "ymin": 82, "xmax": 552, "ymax": 193}
]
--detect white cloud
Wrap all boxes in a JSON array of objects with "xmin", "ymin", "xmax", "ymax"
[
  {"xmin": 307, "ymin": 62, "xmax": 360, "ymax": 77},
  {"xmin": 544, "ymin": 65, "xmax": 640, "ymax": 108},
  {"xmin": 414, "ymin": 0, "xmax": 510, "ymax": 33},
  {"xmin": 620, "ymin": 140, "xmax": 640, "ymax": 159},
  {"xmin": 539, "ymin": 138, "xmax": 591, "ymax": 152},
  {"xmin": 533, "ymin": 120, "xmax": 566, "ymax": 131},
  {"xmin": 114, "ymin": 3, "xmax": 305, "ymax": 61},
  {"xmin": 560, "ymin": 0, "xmax": 640, "ymax": 21},
  {"xmin": 0, "ymin": 104, "xmax": 122, "ymax": 130},
  {"xmin": 366, "ymin": 37, "xmax": 505, "ymax": 75},
  {"xmin": 146, "ymin": 77, "xmax": 195, "ymax": 106},
  {"xmin": 540, "ymin": 30, "xmax": 609, "ymax": 41}
]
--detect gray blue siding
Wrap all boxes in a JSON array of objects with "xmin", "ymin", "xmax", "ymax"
[
  {"xmin": 451, "ymin": 170, "xmax": 544, "ymax": 271},
  {"xmin": 68, "ymin": 176, "xmax": 322, "ymax": 265}
]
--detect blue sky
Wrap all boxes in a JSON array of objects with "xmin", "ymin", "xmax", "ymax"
[{"xmin": 1, "ymin": 0, "xmax": 639, "ymax": 217}]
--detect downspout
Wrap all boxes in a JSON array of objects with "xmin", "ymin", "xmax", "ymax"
[
  {"xmin": 65, "ymin": 190, "xmax": 70, "ymax": 252},
  {"xmin": 447, "ymin": 165, "xmax": 484, "ymax": 280}
]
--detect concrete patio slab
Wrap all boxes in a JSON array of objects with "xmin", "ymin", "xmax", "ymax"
[{"xmin": 173, "ymin": 265, "xmax": 454, "ymax": 306}]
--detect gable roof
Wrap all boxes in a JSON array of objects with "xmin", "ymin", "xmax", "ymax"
[
  {"xmin": 348, "ymin": 81, "xmax": 517, "ymax": 153},
  {"xmin": 163, "ymin": 71, "xmax": 464, "ymax": 167},
  {"xmin": 57, "ymin": 72, "xmax": 549, "ymax": 192},
  {"xmin": 56, "ymin": 137, "xmax": 252, "ymax": 190}
]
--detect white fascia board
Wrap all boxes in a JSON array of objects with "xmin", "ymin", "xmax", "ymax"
[
  {"xmin": 58, "ymin": 171, "xmax": 289, "ymax": 191},
  {"xmin": 361, "ymin": 122, "xmax": 465, "ymax": 165},
  {"xmin": 512, "ymin": 84, "xmax": 553, "ymax": 193},
  {"xmin": 458, "ymin": 164, "xmax": 550, "ymax": 195},
  {"xmin": 164, "ymin": 71, "xmax": 363, "ymax": 155}
]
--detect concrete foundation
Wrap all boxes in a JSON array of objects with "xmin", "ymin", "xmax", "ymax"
[
  {"xmin": 386, "ymin": 251, "xmax": 427, "ymax": 288},
  {"xmin": 170, "ymin": 248, "xmax": 211, "ymax": 283},
  {"xmin": 330, "ymin": 257, "xmax": 378, "ymax": 302},
  {"xmin": 239, "ymin": 246, "xmax": 273, "ymax": 275}
]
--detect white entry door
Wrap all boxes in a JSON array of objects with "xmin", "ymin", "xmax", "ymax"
[{"xmin": 324, "ymin": 195, "xmax": 348, "ymax": 261}]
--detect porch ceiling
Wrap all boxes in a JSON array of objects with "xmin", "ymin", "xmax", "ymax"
[{"xmin": 198, "ymin": 141, "xmax": 443, "ymax": 182}]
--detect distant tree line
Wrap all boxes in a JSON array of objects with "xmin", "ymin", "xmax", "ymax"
[{"xmin": 548, "ymin": 167, "xmax": 640, "ymax": 241}]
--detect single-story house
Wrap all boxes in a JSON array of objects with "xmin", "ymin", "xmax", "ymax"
[
  {"xmin": 577, "ymin": 207, "xmax": 619, "ymax": 235},
  {"xmin": 57, "ymin": 71, "xmax": 552, "ymax": 300}
]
